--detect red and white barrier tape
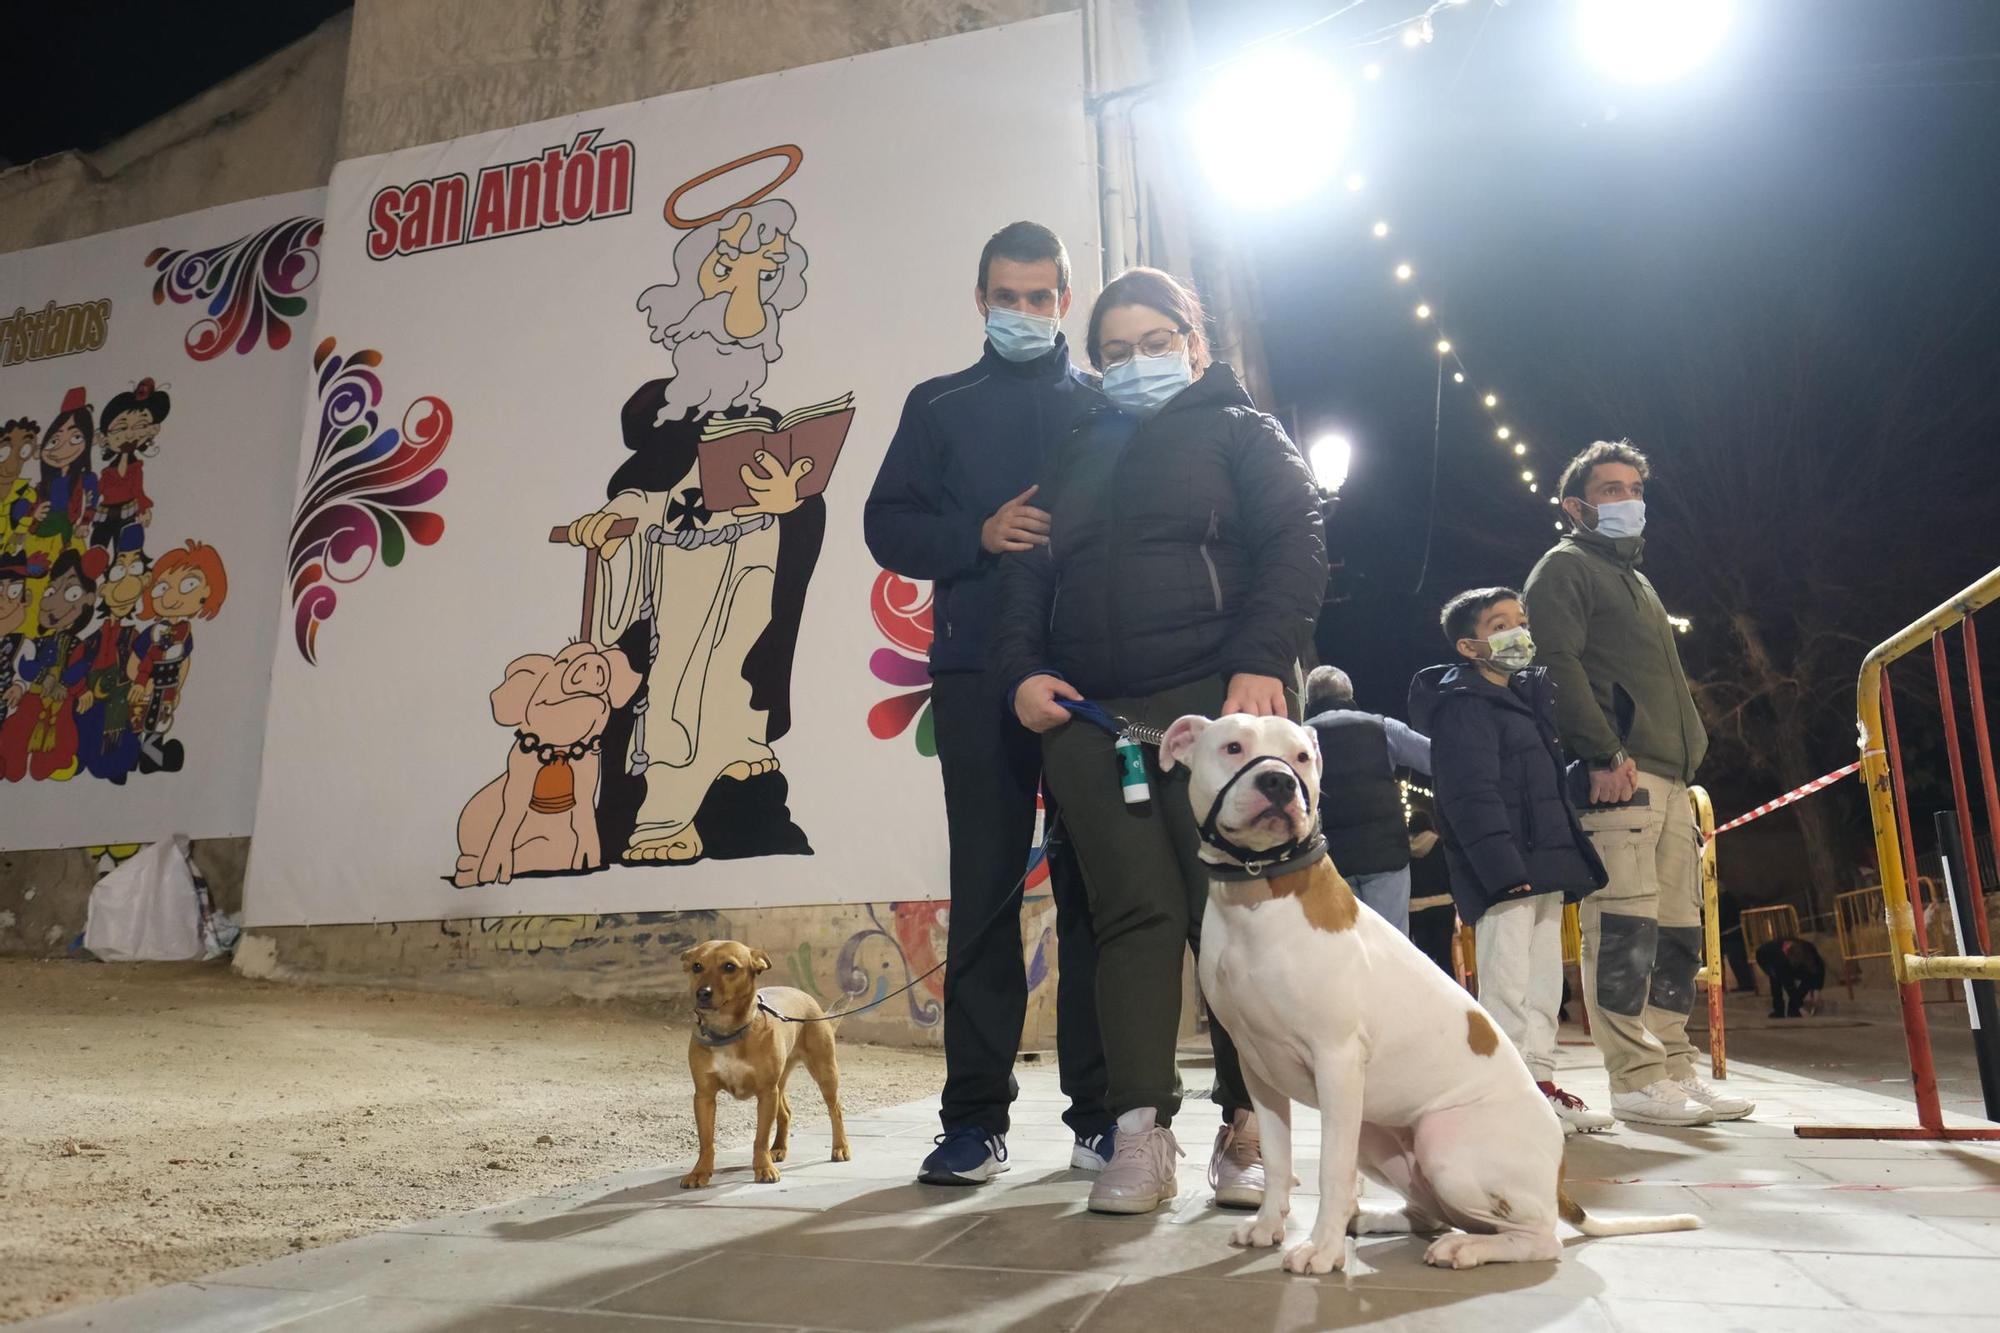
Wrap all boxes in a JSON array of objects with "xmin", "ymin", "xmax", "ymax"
[{"xmin": 1711, "ymin": 761, "xmax": 1861, "ymax": 837}]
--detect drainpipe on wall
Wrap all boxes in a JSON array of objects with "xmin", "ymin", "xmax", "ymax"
[{"xmin": 1083, "ymin": 0, "xmax": 1277, "ymax": 416}]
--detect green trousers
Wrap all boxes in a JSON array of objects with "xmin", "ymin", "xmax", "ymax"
[{"xmin": 1040, "ymin": 675, "xmax": 1247, "ymax": 1126}]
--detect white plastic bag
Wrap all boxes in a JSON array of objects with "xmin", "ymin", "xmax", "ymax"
[{"xmin": 83, "ymin": 835, "xmax": 205, "ymax": 962}]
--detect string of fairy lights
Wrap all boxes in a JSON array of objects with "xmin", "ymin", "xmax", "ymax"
[{"xmin": 1316, "ymin": 2, "xmax": 1696, "ymax": 634}]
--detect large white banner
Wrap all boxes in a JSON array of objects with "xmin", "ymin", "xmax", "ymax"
[
  {"xmin": 0, "ymin": 189, "xmax": 325, "ymax": 851},
  {"xmin": 246, "ymin": 15, "xmax": 1097, "ymax": 925}
]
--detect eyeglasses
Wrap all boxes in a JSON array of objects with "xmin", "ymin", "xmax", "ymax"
[{"xmin": 1099, "ymin": 328, "xmax": 1186, "ymax": 368}]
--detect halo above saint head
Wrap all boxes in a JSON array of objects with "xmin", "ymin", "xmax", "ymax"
[{"xmin": 663, "ymin": 144, "xmax": 804, "ymax": 230}]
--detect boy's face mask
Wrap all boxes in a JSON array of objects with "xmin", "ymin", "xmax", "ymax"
[{"xmin": 1479, "ymin": 625, "xmax": 1536, "ymax": 672}]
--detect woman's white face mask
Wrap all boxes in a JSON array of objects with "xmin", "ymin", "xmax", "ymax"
[{"xmin": 1102, "ymin": 350, "xmax": 1191, "ymax": 416}]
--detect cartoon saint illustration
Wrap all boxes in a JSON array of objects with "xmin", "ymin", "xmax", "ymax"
[
  {"xmin": 126, "ymin": 539, "xmax": 227, "ymax": 775},
  {"xmin": 73, "ymin": 549, "xmax": 152, "ymax": 782},
  {"xmin": 0, "ymin": 552, "xmax": 30, "ymax": 727},
  {"xmin": 93, "ymin": 379, "xmax": 166, "ymax": 554},
  {"xmin": 0, "ymin": 547, "xmax": 98, "ymax": 782},
  {"xmin": 0, "ymin": 417, "xmax": 37, "ymax": 560},
  {"xmin": 556, "ymin": 148, "xmax": 852, "ymax": 868}
]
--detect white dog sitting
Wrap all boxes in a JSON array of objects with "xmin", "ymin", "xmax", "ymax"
[{"xmin": 1160, "ymin": 712, "xmax": 1699, "ymax": 1275}]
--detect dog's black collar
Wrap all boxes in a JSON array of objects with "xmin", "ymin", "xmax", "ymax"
[
  {"xmin": 694, "ymin": 995, "xmax": 779, "ymax": 1047},
  {"xmin": 1196, "ymin": 754, "xmax": 1320, "ymax": 875},
  {"xmin": 1203, "ymin": 833, "xmax": 1329, "ymax": 883}
]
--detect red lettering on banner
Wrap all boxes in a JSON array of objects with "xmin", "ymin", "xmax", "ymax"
[
  {"xmin": 398, "ymin": 182, "xmax": 434, "ymax": 254},
  {"xmin": 470, "ymin": 169, "xmax": 508, "ymax": 241},
  {"xmin": 431, "ymin": 175, "xmax": 468, "ymax": 247},
  {"xmin": 368, "ymin": 186, "xmax": 403, "ymax": 260},
  {"xmin": 364, "ymin": 130, "xmax": 639, "ymax": 260}
]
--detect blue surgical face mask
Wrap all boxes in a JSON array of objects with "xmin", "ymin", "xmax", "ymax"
[
  {"xmin": 1588, "ymin": 498, "xmax": 1647, "ymax": 539},
  {"xmin": 1102, "ymin": 350, "xmax": 1192, "ymax": 416},
  {"xmin": 984, "ymin": 305, "xmax": 1059, "ymax": 362}
]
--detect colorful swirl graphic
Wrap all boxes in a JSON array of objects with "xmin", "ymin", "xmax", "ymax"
[
  {"xmin": 146, "ymin": 216, "xmax": 323, "ymax": 361},
  {"xmin": 288, "ymin": 337, "xmax": 452, "ymax": 664},
  {"xmin": 867, "ymin": 571, "xmax": 936, "ymax": 756}
]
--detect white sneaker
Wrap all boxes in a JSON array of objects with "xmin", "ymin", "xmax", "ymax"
[
  {"xmin": 1088, "ymin": 1111, "xmax": 1184, "ymax": 1216},
  {"xmin": 1208, "ymin": 1109, "xmax": 1266, "ymax": 1210},
  {"xmin": 1675, "ymin": 1074, "xmax": 1755, "ymax": 1121},
  {"xmin": 1540, "ymin": 1083, "xmax": 1614, "ymax": 1135},
  {"xmin": 1611, "ymin": 1080, "xmax": 1718, "ymax": 1126}
]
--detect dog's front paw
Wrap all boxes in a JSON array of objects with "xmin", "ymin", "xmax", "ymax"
[
  {"xmin": 1231, "ymin": 1213, "xmax": 1286, "ymax": 1249},
  {"xmin": 831, "ymin": 1142, "xmax": 852, "ymax": 1163},
  {"xmin": 1282, "ymin": 1237, "xmax": 1347, "ymax": 1275},
  {"xmin": 770, "ymin": 1144, "xmax": 788, "ymax": 1163},
  {"xmin": 754, "ymin": 1159, "xmax": 782, "ymax": 1184},
  {"xmin": 679, "ymin": 1167, "xmax": 713, "ymax": 1190}
]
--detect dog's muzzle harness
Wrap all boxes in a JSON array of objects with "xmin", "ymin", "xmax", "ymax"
[{"xmin": 1197, "ymin": 753, "xmax": 1327, "ymax": 881}]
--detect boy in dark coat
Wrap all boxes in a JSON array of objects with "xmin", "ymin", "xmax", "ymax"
[{"xmin": 1410, "ymin": 586, "xmax": 1611, "ymax": 1134}]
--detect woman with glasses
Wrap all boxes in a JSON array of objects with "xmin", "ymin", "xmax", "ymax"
[{"xmin": 992, "ymin": 267, "xmax": 1326, "ymax": 1215}]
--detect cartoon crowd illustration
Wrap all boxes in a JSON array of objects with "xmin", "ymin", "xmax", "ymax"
[
  {"xmin": 452, "ymin": 146, "xmax": 854, "ymax": 884},
  {"xmin": 0, "ymin": 380, "xmax": 228, "ymax": 784}
]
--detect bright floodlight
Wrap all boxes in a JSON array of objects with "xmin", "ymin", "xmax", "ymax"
[
  {"xmin": 1373, "ymin": 220, "xmax": 1390, "ymax": 237},
  {"xmin": 1513, "ymin": 442, "xmax": 1527, "ymax": 456},
  {"xmin": 1194, "ymin": 50, "xmax": 1350, "ymax": 209},
  {"xmin": 1452, "ymin": 371, "xmax": 1465, "ymax": 383},
  {"xmin": 1578, "ymin": 0, "xmax": 1732, "ymax": 84},
  {"xmin": 1483, "ymin": 393, "xmax": 1499, "ymax": 408},
  {"xmin": 1347, "ymin": 173, "xmax": 1367, "ymax": 192},
  {"xmin": 1415, "ymin": 303, "xmax": 1432, "ymax": 319},
  {"xmin": 1310, "ymin": 434, "xmax": 1353, "ymax": 493},
  {"xmin": 1496, "ymin": 426, "xmax": 1512, "ymax": 440},
  {"xmin": 1395, "ymin": 263, "xmax": 1414, "ymax": 281},
  {"xmin": 1435, "ymin": 339, "xmax": 1452, "ymax": 354}
]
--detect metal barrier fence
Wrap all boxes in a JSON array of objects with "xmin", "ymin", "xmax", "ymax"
[
  {"xmin": 1799, "ymin": 565, "xmax": 2000, "ymax": 1142},
  {"xmin": 1691, "ymin": 785, "xmax": 1727, "ymax": 1079},
  {"xmin": 1458, "ymin": 792, "xmax": 1724, "ymax": 1078},
  {"xmin": 1741, "ymin": 905, "xmax": 1801, "ymax": 956},
  {"xmin": 1835, "ymin": 886, "xmax": 1891, "ymax": 963}
]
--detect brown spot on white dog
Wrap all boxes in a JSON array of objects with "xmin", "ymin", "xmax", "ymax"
[
  {"xmin": 1270, "ymin": 859, "xmax": 1360, "ymax": 933},
  {"xmin": 1466, "ymin": 1009, "xmax": 1500, "ymax": 1056}
]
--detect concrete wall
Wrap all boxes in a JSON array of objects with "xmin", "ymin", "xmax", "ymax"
[
  {"xmin": 0, "ymin": 0, "xmax": 1160, "ymax": 1049},
  {"xmin": 0, "ymin": 15, "xmax": 351, "ymax": 253}
]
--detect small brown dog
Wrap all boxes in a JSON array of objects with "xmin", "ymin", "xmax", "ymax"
[{"xmin": 680, "ymin": 940, "xmax": 851, "ymax": 1188}]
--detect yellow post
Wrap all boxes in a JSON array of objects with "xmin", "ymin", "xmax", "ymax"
[{"xmin": 1690, "ymin": 785, "xmax": 1726, "ymax": 1079}]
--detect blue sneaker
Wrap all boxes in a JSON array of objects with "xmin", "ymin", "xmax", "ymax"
[
  {"xmin": 1070, "ymin": 1126, "xmax": 1116, "ymax": 1172},
  {"xmin": 919, "ymin": 1127, "xmax": 1008, "ymax": 1185}
]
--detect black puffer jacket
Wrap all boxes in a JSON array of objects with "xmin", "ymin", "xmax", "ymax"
[
  {"xmin": 991, "ymin": 364, "xmax": 1326, "ymax": 700},
  {"xmin": 1407, "ymin": 663, "xmax": 1607, "ymax": 925}
]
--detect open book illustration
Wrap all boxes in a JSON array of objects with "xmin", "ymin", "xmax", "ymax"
[{"xmin": 696, "ymin": 392, "xmax": 855, "ymax": 512}]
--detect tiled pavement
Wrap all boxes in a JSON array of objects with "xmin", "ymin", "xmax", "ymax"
[{"xmin": 22, "ymin": 1035, "xmax": 2000, "ymax": 1332}]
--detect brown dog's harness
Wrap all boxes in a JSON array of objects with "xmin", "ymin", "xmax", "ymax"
[
  {"xmin": 694, "ymin": 994, "xmax": 783, "ymax": 1047},
  {"xmin": 515, "ymin": 730, "xmax": 603, "ymax": 814}
]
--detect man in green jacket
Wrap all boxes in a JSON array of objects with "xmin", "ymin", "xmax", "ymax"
[{"xmin": 1524, "ymin": 441, "xmax": 1753, "ymax": 1127}]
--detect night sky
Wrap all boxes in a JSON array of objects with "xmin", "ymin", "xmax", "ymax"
[{"xmin": 1192, "ymin": 0, "xmax": 2000, "ymax": 872}]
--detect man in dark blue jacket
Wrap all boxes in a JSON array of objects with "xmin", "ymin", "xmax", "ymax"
[
  {"xmin": 865, "ymin": 222, "xmax": 1110, "ymax": 1186},
  {"xmin": 1409, "ymin": 586, "xmax": 1613, "ymax": 1134}
]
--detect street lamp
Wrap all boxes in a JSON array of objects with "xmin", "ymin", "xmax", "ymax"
[{"xmin": 1578, "ymin": 0, "xmax": 1733, "ymax": 84}]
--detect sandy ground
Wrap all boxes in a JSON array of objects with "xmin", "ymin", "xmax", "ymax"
[{"xmin": 0, "ymin": 959, "xmax": 946, "ymax": 1325}]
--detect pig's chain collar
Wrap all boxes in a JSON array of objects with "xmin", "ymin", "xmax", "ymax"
[{"xmin": 515, "ymin": 730, "xmax": 604, "ymax": 765}]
